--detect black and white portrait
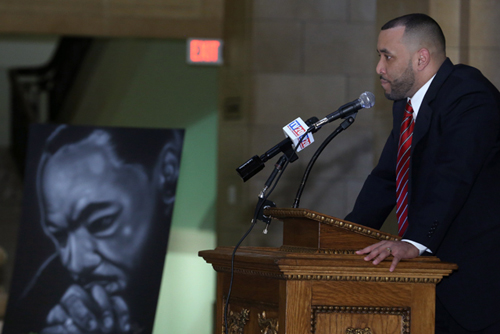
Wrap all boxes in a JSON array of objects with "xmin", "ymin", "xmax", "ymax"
[{"xmin": 3, "ymin": 124, "xmax": 184, "ymax": 334}]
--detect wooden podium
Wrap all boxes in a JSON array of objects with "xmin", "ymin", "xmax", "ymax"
[{"xmin": 199, "ymin": 208, "xmax": 457, "ymax": 334}]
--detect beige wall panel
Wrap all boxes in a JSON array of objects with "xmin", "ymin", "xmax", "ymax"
[
  {"xmin": 304, "ymin": 22, "xmax": 377, "ymax": 75},
  {"xmin": 446, "ymin": 48, "xmax": 460, "ymax": 65},
  {"xmin": 469, "ymin": 49, "xmax": 500, "ymax": 90},
  {"xmin": 430, "ymin": 0, "xmax": 470, "ymax": 64},
  {"xmin": 376, "ymin": 0, "xmax": 430, "ymax": 26},
  {"xmin": 252, "ymin": 0, "xmax": 348, "ymax": 20},
  {"xmin": 252, "ymin": 73, "xmax": 347, "ymax": 126},
  {"xmin": 304, "ymin": 129, "xmax": 374, "ymax": 181},
  {"xmin": 252, "ymin": 21, "xmax": 302, "ymax": 73},
  {"xmin": 430, "ymin": 0, "xmax": 461, "ymax": 48},
  {"xmin": 349, "ymin": 0, "xmax": 377, "ymax": 23},
  {"xmin": 469, "ymin": 0, "xmax": 500, "ymax": 48}
]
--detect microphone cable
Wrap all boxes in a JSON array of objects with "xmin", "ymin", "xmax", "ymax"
[{"xmin": 223, "ymin": 135, "xmax": 303, "ymax": 334}]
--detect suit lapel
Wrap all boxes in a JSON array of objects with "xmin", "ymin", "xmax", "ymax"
[
  {"xmin": 412, "ymin": 101, "xmax": 432, "ymax": 149},
  {"xmin": 412, "ymin": 58, "xmax": 455, "ymax": 151}
]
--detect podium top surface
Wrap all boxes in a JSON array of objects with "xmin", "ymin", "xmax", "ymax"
[
  {"xmin": 264, "ymin": 208, "xmax": 399, "ymax": 253},
  {"xmin": 266, "ymin": 207, "xmax": 399, "ymax": 241}
]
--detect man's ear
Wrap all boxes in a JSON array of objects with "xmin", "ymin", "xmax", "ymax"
[
  {"xmin": 416, "ymin": 48, "xmax": 430, "ymax": 71},
  {"xmin": 155, "ymin": 132, "xmax": 183, "ymax": 213}
]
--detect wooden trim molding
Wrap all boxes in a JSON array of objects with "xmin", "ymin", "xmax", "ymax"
[
  {"xmin": 213, "ymin": 266, "xmax": 442, "ymax": 284},
  {"xmin": 279, "ymin": 245, "xmax": 357, "ymax": 254},
  {"xmin": 0, "ymin": 0, "xmax": 223, "ymax": 38}
]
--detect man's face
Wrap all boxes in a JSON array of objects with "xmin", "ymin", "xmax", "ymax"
[
  {"xmin": 376, "ymin": 26, "xmax": 416, "ymax": 100},
  {"xmin": 41, "ymin": 142, "xmax": 156, "ymax": 295}
]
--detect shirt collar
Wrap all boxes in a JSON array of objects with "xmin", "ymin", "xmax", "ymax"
[{"xmin": 408, "ymin": 74, "xmax": 436, "ymax": 120}]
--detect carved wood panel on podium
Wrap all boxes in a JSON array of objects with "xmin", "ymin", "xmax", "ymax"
[{"xmin": 200, "ymin": 208, "xmax": 457, "ymax": 334}]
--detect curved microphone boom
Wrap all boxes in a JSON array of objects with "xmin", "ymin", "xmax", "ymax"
[{"xmin": 311, "ymin": 91, "xmax": 375, "ymax": 131}]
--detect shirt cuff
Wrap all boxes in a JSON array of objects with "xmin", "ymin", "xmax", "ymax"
[{"xmin": 401, "ymin": 239, "xmax": 432, "ymax": 255}]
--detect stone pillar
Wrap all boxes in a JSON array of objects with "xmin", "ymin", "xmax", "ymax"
[
  {"xmin": 468, "ymin": 0, "xmax": 500, "ymax": 88},
  {"xmin": 217, "ymin": 0, "xmax": 500, "ymax": 245}
]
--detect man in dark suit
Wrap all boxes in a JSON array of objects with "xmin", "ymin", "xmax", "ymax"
[{"xmin": 345, "ymin": 13, "xmax": 500, "ymax": 333}]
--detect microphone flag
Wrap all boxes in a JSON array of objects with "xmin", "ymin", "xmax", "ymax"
[{"xmin": 282, "ymin": 117, "xmax": 314, "ymax": 152}]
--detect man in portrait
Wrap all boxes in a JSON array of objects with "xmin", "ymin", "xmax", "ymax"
[{"xmin": 3, "ymin": 124, "xmax": 184, "ymax": 334}]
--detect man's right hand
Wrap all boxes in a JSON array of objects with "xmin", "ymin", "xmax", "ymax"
[
  {"xmin": 41, "ymin": 284, "xmax": 131, "ymax": 334},
  {"xmin": 356, "ymin": 240, "xmax": 420, "ymax": 272}
]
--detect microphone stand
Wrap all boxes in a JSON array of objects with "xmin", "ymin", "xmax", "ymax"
[
  {"xmin": 252, "ymin": 155, "xmax": 288, "ymax": 232},
  {"xmin": 292, "ymin": 112, "xmax": 358, "ymax": 208}
]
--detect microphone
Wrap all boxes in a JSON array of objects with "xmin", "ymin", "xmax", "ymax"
[
  {"xmin": 312, "ymin": 91, "xmax": 375, "ymax": 130},
  {"xmin": 236, "ymin": 116, "xmax": 319, "ymax": 182}
]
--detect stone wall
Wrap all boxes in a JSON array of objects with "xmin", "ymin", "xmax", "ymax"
[{"xmin": 217, "ymin": 0, "xmax": 378, "ymax": 247}]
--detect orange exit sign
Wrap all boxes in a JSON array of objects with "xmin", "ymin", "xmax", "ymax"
[{"xmin": 187, "ymin": 38, "xmax": 224, "ymax": 65}]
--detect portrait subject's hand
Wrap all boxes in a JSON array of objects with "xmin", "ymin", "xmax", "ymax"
[
  {"xmin": 41, "ymin": 284, "xmax": 131, "ymax": 334},
  {"xmin": 356, "ymin": 240, "xmax": 419, "ymax": 272}
]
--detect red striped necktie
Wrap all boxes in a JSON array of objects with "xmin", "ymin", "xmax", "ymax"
[{"xmin": 396, "ymin": 100, "xmax": 414, "ymax": 237}]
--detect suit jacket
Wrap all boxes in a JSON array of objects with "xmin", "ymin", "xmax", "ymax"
[{"xmin": 345, "ymin": 58, "xmax": 500, "ymax": 331}]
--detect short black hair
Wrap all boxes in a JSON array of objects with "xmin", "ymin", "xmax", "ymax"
[{"xmin": 382, "ymin": 13, "xmax": 446, "ymax": 54}]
